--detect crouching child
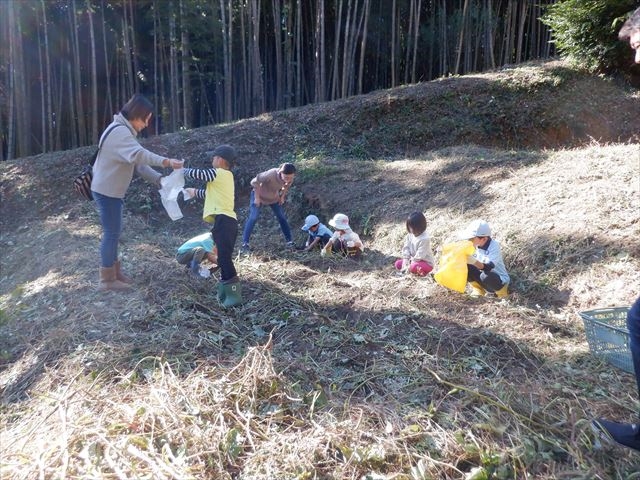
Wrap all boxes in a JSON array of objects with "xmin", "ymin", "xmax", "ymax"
[
  {"xmin": 460, "ymin": 219, "xmax": 509, "ymax": 298},
  {"xmin": 176, "ymin": 232, "xmax": 218, "ymax": 277},
  {"xmin": 321, "ymin": 213, "xmax": 364, "ymax": 257},
  {"xmin": 301, "ymin": 214, "xmax": 332, "ymax": 251}
]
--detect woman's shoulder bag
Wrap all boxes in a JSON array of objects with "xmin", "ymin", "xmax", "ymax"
[{"xmin": 73, "ymin": 124, "xmax": 122, "ymax": 200}]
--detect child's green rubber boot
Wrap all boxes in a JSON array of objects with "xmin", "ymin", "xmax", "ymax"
[
  {"xmin": 217, "ymin": 282, "xmax": 226, "ymax": 303},
  {"xmin": 221, "ymin": 281, "xmax": 243, "ymax": 308}
]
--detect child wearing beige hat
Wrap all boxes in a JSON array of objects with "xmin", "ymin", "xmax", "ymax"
[{"xmin": 321, "ymin": 213, "xmax": 364, "ymax": 257}]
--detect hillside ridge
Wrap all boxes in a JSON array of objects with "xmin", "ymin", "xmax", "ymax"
[{"xmin": 2, "ymin": 60, "xmax": 639, "ymax": 233}]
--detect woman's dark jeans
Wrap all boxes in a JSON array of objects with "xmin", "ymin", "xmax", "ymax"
[{"xmin": 93, "ymin": 191, "xmax": 123, "ymax": 268}]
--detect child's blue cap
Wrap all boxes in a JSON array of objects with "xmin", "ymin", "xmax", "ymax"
[{"xmin": 302, "ymin": 214, "xmax": 319, "ymax": 231}]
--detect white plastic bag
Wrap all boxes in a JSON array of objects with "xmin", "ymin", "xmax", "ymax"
[
  {"xmin": 159, "ymin": 168, "xmax": 185, "ymax": 221},
  {"xmin": 181, "ymin": 188, "xmax": 195, "ymax": 201}
]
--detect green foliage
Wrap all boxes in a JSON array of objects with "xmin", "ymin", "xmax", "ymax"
[
  {"xmin": 292, "ymin": 152, "xmax": 342, "ymax": 182},
  {"xmin": 542, "ymin": 0, "xmax": 638, "ymax": 72},
  {"xmin": 222, "ymin": 428, "xmax": 243, "ymax": 460}
]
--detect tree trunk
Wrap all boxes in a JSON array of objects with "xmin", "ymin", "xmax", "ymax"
[
  {"xmin": 486, "ymin": 0, "xmax": 496, "ymax": 69},
  {"xmin": 180, "ymin": 0, "xmax": 191, "ymax": 128},
  {"xmin": 502, "ymin": 0, "xmax": 515, "ymax": 65},
  {"xmin": 410, "ymin": 0, "xmax": 422, "ymax": 83},
  {"xmin": 391, "ymin": 0, "xmax": 397, "ymax": 87},
  {"xmin": 121, "ymin": 8, "xmax": 134, "ymax": 98},
  {"xmin": 158, "ymin": 3, "xmax": 169, "ymax": 130},
  {"xmin": 153, "ymin": 0, "xmax": 159, "ymax": 132},
  {"xmin": 284, "ymin": 0, "xmax": 294, "ymax": 108},
  {"xmin": 169, "ymin": 0, "xmax": 179, "ymax": 131},
  {"xmin": 0, "ymin": 8, "xmax": 6, "ymax": 159},
  {"xmin": 41, "ymin": 0, "xmax": 54, "ymax": 152},
  {"xmin": 100, "ymin": 0, "xmax": 113, "ymax": 120},
  {"xmin": 239, "ymin": 1, "xmax": 249, "ymax": 117},
  {"xmin": 313, "ymin": 0, "xmax": 326, "ymax": 103},
  {"xmin": 340, "ymin": 0, "xmax": 353, "ymax": 98},
  {"xmin": 426, "ymin": 4, "xmax": 434, "ymax": 80},
  {"xmin": 55, "ymin": 60, "xmax": 63, "ymax": 150},
  {"xmin": 127, "ymin": 0, "xmax": 140, "ymax": 93},
  {"xmin": 516, "ymin": 1, "xmax": 528, "ymax": 63},
  {"xmin": 70, "ymin": 0, "xmax": 87, "ymax": 145},
  {"xmin": 67, "ymin": 58, "xmax": 78, "ymax": 148},
  {"xmin": 36, "ymin": 5, "xmax": 46, "ymax": 152},
  {"xmin": 6, "ymin": 0, "xmax": 16, "ymax": 159},
  {"xmin": 454, "ymin": 0, "xmax": 470, "ymax": 75},
  {"xmin": 330, "ymin": 0, "xmax": 343, "ymax": 100},
  {"xmin": 272, "ymin": 0, "xmax": 284, "ymax": 109},
  {"xmin": 403, "ymin": 0, "xmax": 414, "ymax": 85},
  {"xmin": 15, "ymin": 4, "xmax": 30, "ymax": 156},
  {"xmin": 218, "ymin": 0, "xmax": 232, "ymax": 120},
  {"xmin": 357, "ymin": 0, "xmax": 370, "ymax": 94},
  {"xmin": 253, "ymin": 0, "xmax": 265, "ymax": 113},
  {"xmin": 440, "ymin": 0, "xmax": 448, "ymax": 76},
  {"xmin": 294, "ymin": 0, "xmax": 302, "ymax": 106},
  {"xmin": 87, "ymin": 0, "xmax": 99, "ymax": 143}
]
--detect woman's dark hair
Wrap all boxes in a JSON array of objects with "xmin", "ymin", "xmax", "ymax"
[
  {"xmin": 406, "ymin": 211, "xmax": 427, "ymax": 235},
  {"xmin": 120, "ymin": 94, "xmax": 154, "ymax": 121},
  {"xmin": 280, "ymin": 163, "xmax": 296, "ymax": 175},
  {"xmin": 619, "ymin": 7, "xmax": 640, "ymax": 41}
]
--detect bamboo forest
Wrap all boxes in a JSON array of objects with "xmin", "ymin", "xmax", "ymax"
[{"xmin": 0, "ymin": 0, "xmax": 558, "ymax": 161}]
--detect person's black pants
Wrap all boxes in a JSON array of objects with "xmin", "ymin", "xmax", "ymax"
[
  {"xmin": 211, "ymin": 214, "xmax": 238, "ymax": 282},
  {"xmin": 467, "ymin": 264, "xmax": 503, "ymax": 292}
]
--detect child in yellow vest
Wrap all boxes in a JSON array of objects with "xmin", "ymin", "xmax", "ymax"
[{"xmin": 183, "ymin": 145, "xmax": 242, "ymax": 307}]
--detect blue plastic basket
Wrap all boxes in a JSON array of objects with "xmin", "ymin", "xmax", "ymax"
[{"xmin": 579, "ymin": 307, "xmax": 633, "ymax": 374}]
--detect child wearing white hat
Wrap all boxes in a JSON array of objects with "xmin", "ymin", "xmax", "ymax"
[
  {"xmin": 301, "ymin": 214, "xmax": 333, "ymax": 251},
  {"xmin": 321, "ymin": 213, "xmax": 364, "ymax": 257},
  {"xmin": 460, "ymin": 219, "xmax": 509, "ymax": 298}
]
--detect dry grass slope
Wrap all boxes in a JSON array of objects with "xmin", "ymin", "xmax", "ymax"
[{"xmin": 1, "ymin": 60, "xmax": 639, "ymax": 479}]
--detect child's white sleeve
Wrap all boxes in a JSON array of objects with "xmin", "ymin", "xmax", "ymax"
[{"xmin": 401, "ymin": 235, "xmax": 412, "ymax": 259}]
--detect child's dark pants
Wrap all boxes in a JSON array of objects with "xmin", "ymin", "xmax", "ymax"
[
  {"xmin": 212, "ymin": 215, "xmax": 238, "ymax": 282},
  {"xmin": 467, "ymin": 264, "xmax": 503, "ymax": 292}
]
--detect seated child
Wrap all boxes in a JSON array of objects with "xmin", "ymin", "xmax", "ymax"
[
  {"xmin": 460, "ymin": 219, "xmax": 510, "ymax": 298},
  {"xmin": 301, "ymin": 214, "xmax": 332, "ymax": 251},
  {"xmin": 321, "ymin": 213, "xmax": 364, "ymax": 257},
  {"xmin": 394, "ymin": 211, "xmax": 435, "ymax": 276},
  {"xmin": 176, "ymin": 232, "xmax": 218, "ymax": 276}
]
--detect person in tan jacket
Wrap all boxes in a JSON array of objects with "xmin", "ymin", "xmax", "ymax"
[{"xmin": 240, "ymin": 163, "xmax": 296, "ymax": 253}]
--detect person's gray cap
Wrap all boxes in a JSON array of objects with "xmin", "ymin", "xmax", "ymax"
[{"xmin": 209, "ymin": 145, "xmax": 237, "ymax": 164}]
